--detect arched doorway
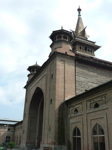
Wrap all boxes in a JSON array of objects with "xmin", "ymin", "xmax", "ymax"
[{"xmin": 27, "ymin": 87, "xmax": 44, "ymax": 148}]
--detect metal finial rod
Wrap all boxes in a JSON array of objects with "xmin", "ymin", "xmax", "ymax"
[
  {"xmin": 61, "ymin": 26, "xmax": 63, "ymax": 30},
  {"xmin": 77, "ymin": 6, "xmax": 81, "ymax": 16}
]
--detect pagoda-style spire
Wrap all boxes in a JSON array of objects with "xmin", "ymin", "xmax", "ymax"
[
  {"xmin": 75, "ymin": 7, "xmax": 87, "ymax": 39},
  {"xmin": 27, "ymin": 62, "xmax": 40, "ymax": 81},
  {"xmin": 72, "ymin": 7, "xmax": 100, "ymax": 57}
]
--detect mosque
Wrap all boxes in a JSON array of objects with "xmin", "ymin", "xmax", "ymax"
[{"xmin": 1, "ymin": 7, "xmax": 112, "ymax": 150}]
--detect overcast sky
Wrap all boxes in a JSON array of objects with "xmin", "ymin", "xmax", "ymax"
[{"xmin": 0, "ymin": 0, "xmax": 112, "ymax": 121}]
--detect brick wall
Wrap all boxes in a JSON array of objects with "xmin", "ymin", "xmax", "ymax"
[{"xmin": 76, "ymin": 62, "xmax": 112, "ymax": 94}]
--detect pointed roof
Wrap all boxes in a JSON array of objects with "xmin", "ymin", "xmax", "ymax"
[
  {"xmin": 50, "ymin": 28, "xmax": 73, "ymax": 42},
  {"xmin": 27, "ymin": 62, "xmax": 40, "ymax": 72},
  {"xmin": 75, "ymin": 7, "xmax": 87, "ymax": 39},
  {"xmin": 72, "ymin": 7, "xmax": 100, "ymax": 56}
]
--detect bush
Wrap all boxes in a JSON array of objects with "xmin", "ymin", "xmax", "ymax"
[{"xmin": 6, "ymin": 142, "xmax": 15, "ymax": 149}]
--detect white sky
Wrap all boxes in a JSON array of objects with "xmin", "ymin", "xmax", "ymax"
[{"xmin": 0, "ymin": 0, "xmax": 112, "ymax": 120}]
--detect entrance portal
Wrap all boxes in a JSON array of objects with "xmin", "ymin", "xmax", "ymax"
[{"xmin": 27, "ymin": 87, "xmax": 44, "ymax": 148}]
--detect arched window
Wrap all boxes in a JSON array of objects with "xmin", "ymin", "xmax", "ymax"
[
  {"xmin": 73, "ymin": 127, "xmax": 81, "ymax": 150},
  {"xmin": 16, "ymin": 136, "xmax": 18, "ymax": 145},
  {"xmin": 74, "ymin": 109, "xmax": 78, "ymax": 114},
  {"xmin": 6, "ymin": 136, "xmax": 11, "ymax": 143},
  {"xmin": 94, "ymin": 103, "xmax": 99, "ymax": 108},
  {"xmin": 92, "ymin": 124, "xmax": 105, "ymax": 150},
  {"xmin": 19, "ymin": 136, "xmax": 21, "ymax": 145}
]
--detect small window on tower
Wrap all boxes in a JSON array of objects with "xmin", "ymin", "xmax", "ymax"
[
  {"xmin": 74, "ymin": 109, "xmax": 78, "ymax": 114},
  {"xmin": 63, "ymin": 36, "xmax": 67, "ymax": 40},
  {"xmin": 57, "ymin": 35, "xmax": 62, "ymax": 39},
  {"xmin": 90, "ymin": 50, "xmax": 92, "ymax": 53},
  {"xmin": 31, "ymin": 69, "xmax": 35, "ymax": 73},
  {"xmin": 85, "ymin": 47, "xmax": 87, "ymax": 51},
  {"xmin": 50, "ymin": 99, "xmax": 52, "ymax": 104},
  {"xmin": 94, "ymin": 103, "xmax": 99, "ymax": 108},
  {"xmin": 54, "ymin": 37, "xmax": 56, "ymax": 40}
]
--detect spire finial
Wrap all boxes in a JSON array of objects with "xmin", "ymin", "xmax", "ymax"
[{"xmin": 77, "ymin": 6, "xmax": 81, "ymax": 16}]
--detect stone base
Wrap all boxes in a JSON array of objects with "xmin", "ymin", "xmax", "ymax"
[{"xmin": 40, "ymin": 144, "xmax": 67, "ymax": 150}]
